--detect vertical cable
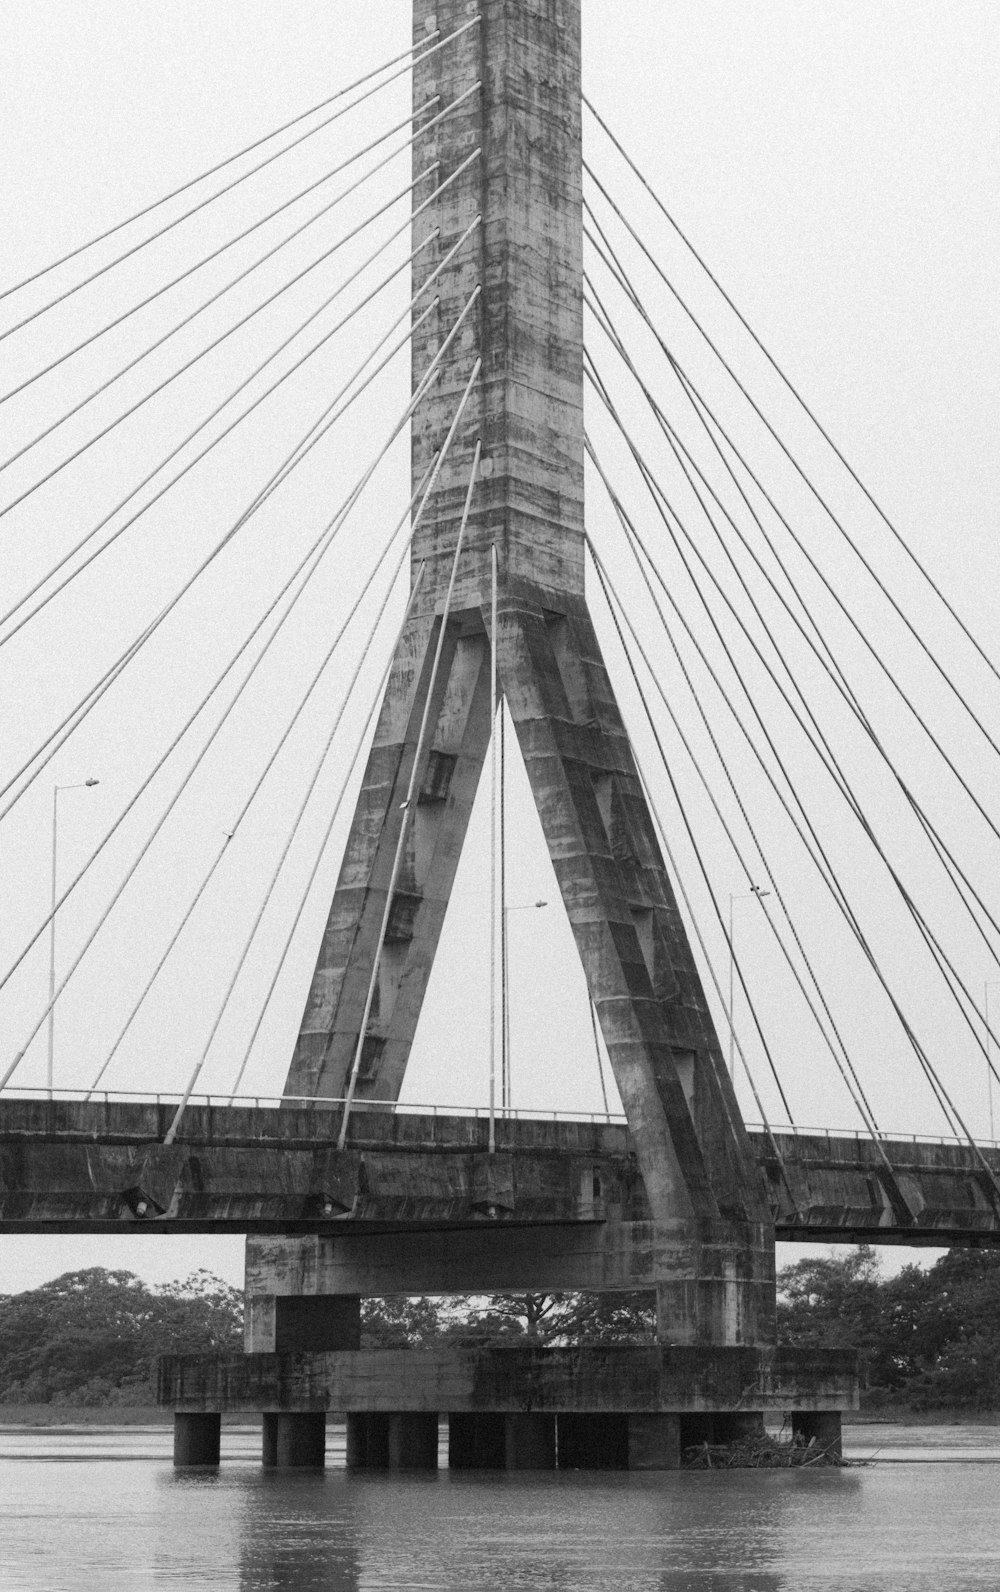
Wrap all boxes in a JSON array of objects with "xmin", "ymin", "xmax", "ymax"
[
  {"xmin": 500, "ymin": 703, "xmax": 508, "ymax": 1111},
  {"xmin": 336, "ymin": 404, "xmax": 482, "ymax": 1150},
  {"xmin": 488, "ymin": 542, "xmax": 499, "ymax": 1154},
  {"xmin": 589, "ymin": 1000, "xmax": 610, "ymax": 1118}
]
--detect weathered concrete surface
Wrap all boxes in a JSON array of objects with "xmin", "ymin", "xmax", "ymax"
[
  {"xmin": 243, "ymin": 1219, "xmax": 776, "ymax": 1352},
  {"xmin": 159, "ymin": 1344, "xmax": 858, "ymax": 1415},
  {"xmin": 276, "ymin": 0, "xmax": 772, "ymax": 1352},
  {"xmin": 285, "ymin": 0, "xmax": 588, "ymax": 1109},
  {"xmin": 1, "ymin": 1100, "xmax": 996, "ymax": 1244}
]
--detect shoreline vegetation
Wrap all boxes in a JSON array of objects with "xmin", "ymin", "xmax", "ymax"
[
  {"xmin": 2, "ymin": 1246, "xmax": 999, "ymax": 1417},
  {"xmin": 1, "ymin": 1407, "xmax": 996, "ymax": 1429}
]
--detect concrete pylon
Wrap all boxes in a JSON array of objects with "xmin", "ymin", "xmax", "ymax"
[{"xmin": 280, "ymin": 0, "xmax": 773, "ymax": 1344}]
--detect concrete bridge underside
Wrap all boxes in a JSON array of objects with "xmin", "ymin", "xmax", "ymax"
[{"xmin": 1, "ymin": 1100, "xmax": 997, "ymax": 1249}]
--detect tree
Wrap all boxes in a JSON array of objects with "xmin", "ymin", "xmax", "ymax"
[
  {"xmin": 777, "ymin": 1246, "xmax": 1000, "ymax": 1409},
  {"xmin": 0, "ymin": 1268, "xmax": 243, "ymax": 1405}
]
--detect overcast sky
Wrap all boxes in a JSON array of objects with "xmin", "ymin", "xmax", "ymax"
[{"xmin": 1, "ymin": 1, "xmax": 997, "ymax": 1291}]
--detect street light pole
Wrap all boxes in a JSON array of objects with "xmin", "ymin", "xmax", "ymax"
[
  {"xmin": 727, "ymin": 885, "xmax": 770, "ymax": 1080},
  {"xmin": 501, "ymin": 899, "xmax": 547, "ymax": 1111},
  {"xmin": 47, "ymin": 778, "xmax": 99, "ymax": 1097},
  {"xmin": 985, "ymin": 982, "xmax": 1000, "ymax": 1140}
]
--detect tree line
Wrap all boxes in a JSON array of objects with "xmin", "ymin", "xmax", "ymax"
[{"xmin": 1, "ymin": 1246, "xmax": 998, "ymax": 1409}]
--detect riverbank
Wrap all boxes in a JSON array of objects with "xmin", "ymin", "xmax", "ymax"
[{"xmin": 2, "ymin": 1405, "xmax": 997, "ymax": 1428}]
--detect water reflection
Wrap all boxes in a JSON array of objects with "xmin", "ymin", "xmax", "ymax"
[
  {"xmin": 238, "ymin": 1472, "xmax": 361, "ymax": 1592},
  {"xmin": 3, "ymin": 1426, "xmax": 1000, "ymax": 1591}
]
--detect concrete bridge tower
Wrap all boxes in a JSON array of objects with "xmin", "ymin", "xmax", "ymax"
[{"xmin": 166, "ymin": 0, "xmax": 857, "ymax": 1468}]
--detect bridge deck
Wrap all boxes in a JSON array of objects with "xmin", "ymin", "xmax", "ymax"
[{"xmin": 0, "ymin": 1099, "xmax": 997, "ymax": 1244}]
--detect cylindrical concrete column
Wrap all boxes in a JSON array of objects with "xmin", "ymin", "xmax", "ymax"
[
  {"xmin": 173, "ymin": 1412, "xmax": 221, "ymax": 1467},
  {"xmin": 627, "ymin": 1413, "xmax": 681, "ymax": 1470},
  {"xmin": 557, "ymin": 1413, "xmax": 628, "ymax": 1470},
  {"xmin": 262, "ymin": 1411, "xmax": 326, "ymax": 1468},
  {"xmin": 712, "ymin": 1412, "xmax": 765, "ymax": 1445},
  {"xmin": 791, "ymin": 1410, "xmax": 842, "ymax": 1457},
  {"xmin": 346, "ymin": 1412, "xmax": 390, "ymax": 1468},
  {"xmin": 387, "ymin": 1412, "xmax": 438, "ymax": 1469},
  {"xmin": 449, "ymin": 1412, "xmax": 506, "ymax": 1469},
  {"xmin": 505, "ymin": 1413, "xmax": 555, "ymax": 1470}
]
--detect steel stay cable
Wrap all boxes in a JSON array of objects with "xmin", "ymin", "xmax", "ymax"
[
  {"xmin": 589, "ymin": 508, "xmax": 971, "ymax": 1168},
  {"xmin": 585, "ymin": 263, "xmax": 1000, "ymax": 970},
  {"xmin": 0, "ymin": 299, "xmax": 435, "ymax": 816},
  {"xmin": 588, "ymin": 999, "xmax": 611, "ymax": 1118},
  {"xmin": 585, "ymin": 327, "xmax": 1000, "ymax": 1080},
  {"xmin": 0, "ymin": 625, "xmax": 155, "ymax": 819},
  {"xmin": 666, "ymin": 353, "xmax": 1000, "ymax": 970},
  {"xmin": 586, "ymin": 452, "xmax": 885, "ymax": 1143},
  {"xmin": 0, "ymin": 339, "xmax": 457, "ymax": 1049},
  {"xmin": 634, "ymin": 733, "xmax": 792, "ymax": 1192},
  {"xmin": 0, "ymin": 16, "xmax": 480, "ymax": 339},
  {"xmin": 0, "ymin": 18, "xmax": 479, "ymax": 305},
  {"xmin": 0, "ymin": 271, "xmax": 480, "ymax": 824},
  {"xmin": 584, "ymin": 334, "xmax": 881, "ymax": 1128},
  {"xmin": 584, "ymin": 406, "xmax": 966, "ymax": 1137},
  {"xmin": 0, "ymin": 96, "xmax": 439, "ymax": 417},
  {"xmin": 586, "ymin": 544, "xmax": 788, "ymax": 1162},
  {"xmin": 582, "ymin": 95, "xmax": 1000, "ymax": 697},
  {"xmin": 163, "ymin": 530, "xmax": 420, "ymax": 1143},
  {"xmin": 0, "ymin": 226, "xmax": 433, "ymax": 643},
  {"xmin": 231, "ymin": 567, "xmax": 429, "ymax": 1103},
  {"xmin": 589, "ymin": 426, "xmax": 983, "ymax": 1153},
  {"xmin": 488, "ymin": 545, "xmax": 499, "ymax": 1152},
  {"xmin": 90, "ymin": 466, "xmax": 434, "ymax": 1100},
  {"xmin": 336, "ymin": 412, "xmax": 483, "ymax": 1152},
  {"xmin": 1, "ymin": 83, "xmax": 478, "ymax": 475},
  {"xmin": 585, "ymin": 220, "xmax": 1000, "ymax": 916},
  {"xmin": 0, "ymin": 156, "xmax": 438, "ymax": 511},
  {"xmin": 582, "ymin": 177, "xmax": 1000, "ymax": 774},
  {"xmin": 584, "ymin": 537, "xmax": 793, "ymax": 1125},
  {"xmin": 586, "ymin": 301, "xmax": 1000, "ymax": 1089},
  {"xmin": 0, "ymin": 205, "xmax": 480, "ymax": 661},
  {"xmin": 586, "ymin": 439, "xmax": 881, "ymax": 1137},
  {"xmin": 0, "ymin": 145, "xmax": 480, "ymax": 519}
]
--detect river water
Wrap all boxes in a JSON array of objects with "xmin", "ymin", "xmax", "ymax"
[{"xmin": 1, "ymin": 1422, "xmax": 998, "ymax": 1591}]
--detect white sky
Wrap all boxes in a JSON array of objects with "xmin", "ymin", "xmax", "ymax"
[{"xmin": 0, "ymin": 0, "xmax": 996, "ymax": 1291}]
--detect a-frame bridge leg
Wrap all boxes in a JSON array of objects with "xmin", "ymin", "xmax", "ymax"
[
  {"xmin": 282, "ymin": 572, "xmax": 773, "ymax": 1346},
  {"xmin": 286, "ymin": 609, "xmax": 492, "ymax": 1104}
]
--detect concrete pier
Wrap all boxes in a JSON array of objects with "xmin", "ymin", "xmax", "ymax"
[
  {"xmin": 627, "ymin": 1413, "xmax": 682, "ymax": 1471},
  {"xmin": 792, "ymin": 1410, "xmax": 843, "ymax": 1456},
  {"xmin": 505, "ymin": 1413, "xmax": 557, "ymax": 1471},
  {"xmin": 557, "ymin": 1413, "xmax": 628, "ymax": 1470},
  {"xmin": 159, "ymin": 0, "xmax": 864, "ymax": 1463},
  {"xmin": 387, "ymin": 1412, "xmax": 438, "ymax": 1470},
  {"xmin": 261, "ymin": 1411, "xmax": 326, "ymax": 1468},
  {"xmin": 346, "ymin": 1412, "xmax": 390, "ymax": 1468},
  {"xmin": 173, "ymin": 1412, "xmax": 220, "ymax": 1467},
  {"xmin": 448, "ymin": 1412, "xmax": 506, "ymax": 1469}
]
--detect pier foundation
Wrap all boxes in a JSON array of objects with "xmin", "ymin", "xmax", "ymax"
[{"xmin": 173, "ymin": 1411, "xmax": 220, "ymax": 1467}]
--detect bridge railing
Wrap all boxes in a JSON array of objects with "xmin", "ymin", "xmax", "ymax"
[
  {"xmin": 0, "ymin": 1085, "xmax": 628, "ymax": 1127},
  {"xmin": 744, "ymin": 1121, "xmax": 1000, "ymax": 1150},
  {"xmin": 2, "ymin": 1091, "xmax": 997, "ymax": 1147}
]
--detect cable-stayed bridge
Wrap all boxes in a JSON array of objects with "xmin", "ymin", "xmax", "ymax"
[{"xmin": 2, "ymin": 5, "xmax": 998, "ymax": 1468}]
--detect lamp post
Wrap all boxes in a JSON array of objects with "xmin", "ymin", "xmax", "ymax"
[
  {"xmin": 48, "ymin": 778, "xmax": 99, "ymax": 1097},
  {"xmin": 985, "ymin": 982, "xmax": 1000, "ymax": 1140},
  {"xmin": 501, "ymin": 899, "xmax": 547, "ymax": 1111},
  {"xmin": 728, "ymin": 885, "xmax": 770, "ymax": 1079}
]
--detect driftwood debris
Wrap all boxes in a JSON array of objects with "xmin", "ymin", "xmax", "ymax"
[{"xmin": 681, "ymin": 1434, "xmax": 854, "ymax": 1470}]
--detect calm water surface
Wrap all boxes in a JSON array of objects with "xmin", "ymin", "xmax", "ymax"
[{"xmin": 1, "ymin": 1422, "xmax": 998, "ymax": 1591}]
